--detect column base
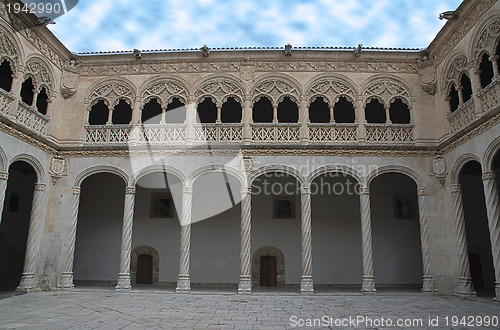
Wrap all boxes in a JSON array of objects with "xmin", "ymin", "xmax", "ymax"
[
  {"xmin": 17, "ymin": 273, "xmax": 36, "ymax": 291},
  {"xmin": 494, "ymin": 282, "xmax": 500, "ymax": 302},
  {"xmin": 300, "ymin": 275, "xmax": 314, "ymax": 294},
  {"xmin": 361, "ymin": 275, "xmax": 377, "ymax": 293},
  {"xmin": 115, "ymin": 273, "xmax": 131, "ymax": 291},
  {"xmin": 60, "ymin": 272, "xmax": 74, "ymax": 290},
  {"xmin": 176, "ymin": 275, "xmax": 191, "ymax": 293},
  {"xmin": 421, "ymin": 275, "xmax": 437, "ymax": 293},
  {"xmin": 238, "ymin": 275, "xmax": 252, "ymax": 294},
  {"xmin": 457, "ymin": 276, "xmax": 476, "ymax": 296}
]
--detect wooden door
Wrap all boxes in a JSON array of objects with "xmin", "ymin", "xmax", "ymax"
[
  {"xmin": 260, "ymin": 256, "xmax": 277, "ymax": 286},
  {"xmin": 137, "ymin": 254, "xmax": 153, "ymax": 284}
]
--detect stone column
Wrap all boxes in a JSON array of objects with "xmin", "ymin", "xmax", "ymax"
[
  {"xmin": 356, "ymin": 97, "xmax": 366, "ymax": 142},
  {"xmin": 299, "ymin": 96, "xmax": 309, "ymax": 143},
  {"xmin": 272, "ymin": 103, "xmax": 278, "ymax": 123},
  {"xmin": 481, "ymin": 171, "xmax": 500, "ymax": 301},
  {"xmin": 300, "ymin": 186, "xmax": 314, "ymax": 294},
  {"xmin": 7, "ymin": 67, "xmax": 25, "ymax": 116},
  {"xmin": 417, "ymin": 188, "xmax": 436, "ymax": 292},
  {"xmin": 115, "ymin": 186, "xmax": 136, "ymax": 291},
  {"xmin": 0, "ymin": 171, "xmax": 8, "ymax": 223},
  {"xmin": 216, "ymin": 102, "xmax": 222, "ymax": 123},
  {"xmin": 60, "ymin": 187, "xmax": 81, "ymax": 290},
  {"xmin": 450, "ymin": 184, "xmax": 475, "ymax": 296},
  {"xmin": 242, "ymin": 96, "xmax": 252, "ymax": 144},
  {"xmin": 17, "ymin": 183, "xmax": 46, "ymax": 291},
  {"xmin": 492, "ymin": 55, "xmax": 499, "ymax": 80},
  {"xmin": 384, "ymin": 104, "xmax": 391, "ymax": 124},
  {"xmin": 177, "ymin": 186, "xmax": 192, "ymax": 293},
  {"xmin": 359, "ymin": 186, "xmax": 376, "ymax": 293},
  {"xmin": 185, "ymin": 97, "xmax": 196, "ymax": 144},
  {"xmin": 132, "ymin": 97, "xmax": 142, "ymax": 125},
  {"xmin": 238, "ymin": 186, "xmax": 252, "ymax": 294}
]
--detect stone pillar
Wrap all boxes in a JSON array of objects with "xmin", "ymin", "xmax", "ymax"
[
  {"xmin": 359, "ymin": 186, "xmax": 376, "ymax": 293},
  {"xmin": 492, "ymin": 55, "xmax": 499, "ymax": 80},
  {"xmin": 17, "ymin": 183, "xmax": 46, "ymax": 291},
  {"xmin": 0, "ymin": 171, "xmax": 8, "ymax": 223},
  {"xmin": 60, "ymin": 187, "xmax": 81, "ymax": 290},
  {"xmin": 216, "ymin": 102, "xmax": 222, "ymax": 123},
  {"xmin": 238, "ymin": 186, "xmax": 252, "ymax": 294},
  {"xmin": 450, "ymin": 184, "xmax": 475, "ymax": 296},
  {"xmin": 8, "ymin": 67, "xmax": 25, "ymax": 116},
  {"xmin": 272, "ymin": 103, "xmax": 278, "ymax": 123},
  {"xmin": 417, "ymin": 188, "xmax": 436, "ymax": 293},
  {"xmin": 300, "ymin": 186, "xmax": 314, "ymax": 294},
  {"xmin": 481, "ymin": 172, "xmax": 500, "ymax": 301},
  {"xmin": 132, "ymin": 97, "xmax": 142, "ymax": 125},
  {"xmin": 299, "ymin": 96, "xmax": 309, "ymax": 143},
  {"xmin": 242, "ymin": 96, "xmax": 252, "ymax": 144},
  {"xmin": 115, "ymin": 186, "xmax": 136, "ymax": 291},
  {"xmin": 177, "ymin": 186, "xmax": 192, "ymax": 293},
  {"xmin": 356, "ymin": 97, "xmax": 366, "ymax": 142},
  {"xmin": 185, "ymin": 97, "xmax": 196, "ymax": 144},
  {"xmin": 385, "ymin": 104, "xmax": 392, "ymax": 124}
]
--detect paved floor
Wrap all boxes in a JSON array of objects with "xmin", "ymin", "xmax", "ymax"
[{"xmin": 0, "ymin": 288, "xmax": 499, "ymax": 329}]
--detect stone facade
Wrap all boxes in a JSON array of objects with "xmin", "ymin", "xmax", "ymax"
[{"xmin": 0, "ymin": 0, "xmax": 499, "ymax": 299}]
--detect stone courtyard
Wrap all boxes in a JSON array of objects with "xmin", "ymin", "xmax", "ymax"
[{"xmin": 0, "ymin": 290, "xmax": 499, "ymax": 329}]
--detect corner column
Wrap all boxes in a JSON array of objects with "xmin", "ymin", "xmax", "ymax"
[
  {"xmin": 417, "ymin": 188, "xmax": 436, "ymax": 292},
  {"xmin": 238, "ymin": 186, "xmax": 252, "ymax": 294},
  {"xmin": 481, "ymin": 172, "xmax": 500, "ymax": 301},
  {"xmin": 300, "ymin": 186, "xmax": 314, "ymax": 294},
  {"xmin": 0, "ymin": 171, "xmax": 8, "ymax": 222},
  {"xmin": 115, "ymin": 186, "xmax": 136, "ymax": 291},
  {"xmin": 17, "ymin": 183, "xmax": 46, "ymax": 291},
  {"xmin": 60, "ymin": 186, "xmax": 81, "ymax": 290},
  {"xmin": 359, "ymin": 186, "xmax": 376, "ymax": 293},
  {"xmin": 450, "ymin": 184, "xmax": 475, "ymax": 296},
  {"xmin": 242, "ymin": 96, "xmax": 252, "ymax": 144},
  {"xmin": 176, "ymin": 186, "xmax": 192, "ymax": 293}
]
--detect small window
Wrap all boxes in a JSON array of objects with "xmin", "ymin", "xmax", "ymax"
[
  {"xmin": 273, "ymin": 196, "xmax": 295, "ymax": 219},
  {"xmin": 393, "ymin": 194, "xmax": 416, "ymax": 219},
  {"xmin": 150, "ymin": 192, "xmax": 174, "ymax": 218},
  {"xmin": 0, "ymin": 59, "xmax": 13, "ymax": 92},
  {"xmin": 9, "ymin": 193, "xmax": 19, "ymax": 212},
  {"xmin": 20, "ymin": 77, "xmax": 35, "ymax": 106}
]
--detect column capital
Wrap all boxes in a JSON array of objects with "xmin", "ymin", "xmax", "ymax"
[
  {"xmin": 450, "ymin": 183, "xmax": 461, "ymax": 193},
  {"xmin": 482, "ymin": 171, "xmax": 496, "ymax": 182},
  {"xmin": 34, "ymin": 183, "xmax": 46, "ymax": 191},
  {"xmin": 300, "ymin": 186, "xmax": 311, "ymax": 195},
  {"xmin": 241, "ymin": 186, "xmax": 252, "ymax": 194},
  {"xmin": 72, "ymin": 186, "xmax": 81, "ymax": 195},
  {"xmin": 125, "ymin": 186, "xmax": 136, "ymax": 195},
  {"xmin": 359, "ymin": 186, "xmax": 370, "ymax": 195},
  {"xmin": 0, "ymin": 171, "xmax": 8, "ymax": 181},
  {"xmin": 417, "ymin": 187, "xmax": 426, "ymax": 196},
  {"xmin": 183, "ymin": 186, "xmax": 193, "ymax": 194}
]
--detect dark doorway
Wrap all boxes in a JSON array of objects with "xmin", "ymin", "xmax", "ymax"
[
  {"xmin": 260, "ymin": 256, "xmax": 277, "ymax": 286},
  {"xmin": 469, "ymin": 253, "xmax": 484, "ymax": 289},
  {"xmin": 136, "ymin": 254, "xmax": 153, "ymax": 284},
  {"xmin": 0, "ymin": 161, "xmax": 36, "ymax": 290}
]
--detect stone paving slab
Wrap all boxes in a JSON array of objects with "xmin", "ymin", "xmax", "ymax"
[{"xmin": 0, "ymin": 290, "xmax": 499, "ymax": 329}]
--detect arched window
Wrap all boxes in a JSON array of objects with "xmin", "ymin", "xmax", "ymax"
[
  {"xmin": 277, "ymin": 97, "xmax": 298, "ymax": 123},
  {"xmin": 112, "ymin": 99, "xmax": 132, "ymax": 124},
  {"xmin": 221, "ymin": 97, "xmax": 242, "ymax": 123},
  {"xmin": 309, "ymin": 97, "xmax": 330, "ymax": 123},
  {"xmin": 479, "ymin": 53, "xmax": 494, "ymax": 89},
  {"xmin": 165, "ymin": 97, "xmax": 186, "ymax": 123},
  {"xmin": 88, "ymin": 100, "xmax": 109, "ymax": 125},
  {"xmin": 460, "ymin": 73, "xmax": 473, "ymax": 103},
  {"xmin": 142, "ymin": 98, "xmax": 162, "ymax": 124},
  {"xmin": 253, "ymin": 97, "xmax": 273, "ymax": 123},
  {"xmin": 448, "ymin": 84, "xmax": 459, "ymax": 113},
  {"xmin": 496, "ymin": 41, "xmax": 500, "ymax": 75},
  {"xmin": 0, "ymin": 59, "xmax": 13, "ymax": 92},
  {"xmin": 35, "ymin": 86, "xmax": 48, "ymax": 115},
  {"xmin": 389, "ymin": 98, "xmax": 410, "ymax": 124},
  {"xmin": 364, "ymin": 98, "xmax": 386, "ymax": 123},
  {"xmin": 197, "ymin": 98, "xmax": 217, "ymax": 124},
  {"xmin": 333, "ymin": 96, "xmax": 355, "ymax": 123},
  {"xmin": 20, "ymin": 77, "xmax": 35, "ymax": 106}
]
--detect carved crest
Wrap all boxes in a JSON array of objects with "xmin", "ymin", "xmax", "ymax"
[
  {"xmin": 242, "ymin": 156, "xmax": 253, "ymax": 172},
  {"xmin": 432, "ymin": 155, "xmax": 446, "ymax": 185},
  {"xmin": 49, "ymin": 156, "xmax": 67, "ymax": 184}
]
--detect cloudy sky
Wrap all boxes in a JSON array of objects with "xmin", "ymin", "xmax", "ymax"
[{"xmin": 48, "ymin": 0, "xmax": 463, "ymax": 53}]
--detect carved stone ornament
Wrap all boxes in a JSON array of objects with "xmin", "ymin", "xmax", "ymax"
[
  {"xmin": 253, "ymin": 79, "xmax": 299, "ymax": 104},
  {"xmin": 142, "ymin": 81, "xmax": 188, "ymax": 107},
  {"xmin": 363, "ymin": 80, "xmax": 410, "ymax": 106},
  {"xmin": 307, "ymin": 78, "xmax": 355, "ymax": 104},
  {"xmin": 25, "ymin": 58, "xmax": 53, "ymax": 94},
  {"xmin": 0, "ymin": 29, "xmax": 19, "ymax": 72},
  {"xmin": 195, "ymin": 78, "xmax": 243, "ymax": 104},
  {"xmin": 240, "ymin": 60, "xmax": 255, "ymax": 82},
  {"xmin": 473, "ymin": 17, "xmax": 500, "ymax": 62},
  {"xmin": 89, "ymin": 82, "xmax": 133, "ymax": 108},
  {"xmin": 49, "ymin": 156, "xmax": 67, "ymax": 184},
  {"xmin": 421, "ymin": 82, "xmax": 436, "ymax": 95},
  {"xmin": 433, "ymin": 155, "xmax": 446, "ymax": 185},
  {"xmin": 60, "ymin": 61, "xmax": 79, "ymax": 99},
  {"xmin": 242, "ymin": 156, "xmax": 253, "ymax": 172}
]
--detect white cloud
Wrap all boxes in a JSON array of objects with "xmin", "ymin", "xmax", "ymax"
[{"xmin": 47, "ymin": 0, "xmax": 464, "ymax": 52}]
